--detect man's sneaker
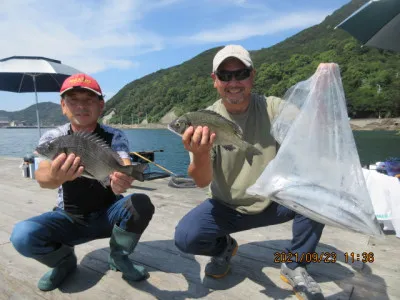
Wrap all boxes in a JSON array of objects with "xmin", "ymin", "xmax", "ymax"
[
  {"xmin": 280, "ymin": 263, "xmax": 325, "ymax": 300},
  {"xmin": 205, "ymin": 235, "xmax": 238, "ymax": 278}
]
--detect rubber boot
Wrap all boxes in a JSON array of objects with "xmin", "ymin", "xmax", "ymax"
[
  {"xmin": 36, "ymin": 245, "xmax": 77, "ymax": 291},
  {"xmin": 108, "ymin": 225, "xmax": 149, "ymax": 281}
]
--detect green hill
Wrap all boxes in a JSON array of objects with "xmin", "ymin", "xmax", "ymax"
[
  {"xmin": 104, "ymin": 0, "xmax": 400, "ymax": 124},
  {"xmin": 0, "ymin": 102, "xmax": 67, "ymax": 126}
]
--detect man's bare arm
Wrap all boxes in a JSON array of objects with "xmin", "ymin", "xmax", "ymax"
[
  {"xmin": 188, "ymin": 152, "xmax": 213, "ymax": 188},
  {"xmin": 183, "ymin": 126, "xmax": 215, "ymax": 188}
]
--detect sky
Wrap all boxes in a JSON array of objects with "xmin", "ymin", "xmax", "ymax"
[{"xmin": 0, "ymin": 0, "xmax": 350, "ymax": 112}]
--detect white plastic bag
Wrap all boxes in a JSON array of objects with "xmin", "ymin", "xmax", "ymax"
[{"xmin": 247, "ymin": 63, "xmax": 383, "ymax": 237}]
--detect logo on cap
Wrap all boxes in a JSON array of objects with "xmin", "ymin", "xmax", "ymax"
[{"xmin": 60, "ymin": 73, "xmax": 103, "ymax": 97}]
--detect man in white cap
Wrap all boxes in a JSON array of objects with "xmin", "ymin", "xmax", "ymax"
[{"xmin": 174, "ymin": 45, "xmax": 325, "ymax": 300}]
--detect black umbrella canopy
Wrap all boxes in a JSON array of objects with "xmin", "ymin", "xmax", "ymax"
[
  {"xmin": 0, "ymin": 56, "xmax": 82, "ymax": 138},
  {"xmin": 336, "ymin": 0, "xmax": 400, "ymax": 52},
  {"xmin": 0, "ymin": 56, "xmax": 81, "ymax": 93}
]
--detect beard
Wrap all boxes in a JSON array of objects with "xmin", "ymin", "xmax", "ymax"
[
  {"xmin": 222, "ymin": 91, "xmax": 248, "ymax": 105},
  {"xmin": 223, "ymin": 97, "xmax": 246, "ymax": 105},
  {"xmin": 220, "ymin": 86, "xmax": 250, "ymax": 105}
]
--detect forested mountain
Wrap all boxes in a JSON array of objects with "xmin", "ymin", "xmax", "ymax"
[
  {"xmin": 0, "ymin": 102, "xmax": 67, "ymax": 126},
  {"xmin": 104, "ymin": 0, "xmax": 400, "ymax": 124}
]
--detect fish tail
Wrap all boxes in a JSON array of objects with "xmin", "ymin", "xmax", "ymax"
[{"xmin": 245, "ymin": 144, "xmax": 262, "ymax": 165}]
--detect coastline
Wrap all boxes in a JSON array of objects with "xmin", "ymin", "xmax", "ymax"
[
  {"xmin": 1, "ymin": 118, "xmax": 398, "ymax": 131},
  {"xmin": 109, "ymin": 118, "xmax": 400, "ymax": 131},
  {"xmin": 111, "ymin": 123, "xmax": 168, "ymax": 130},
  {"xmin": 349, "ymin": 118, "xmax": 400, "ymax": 131}
]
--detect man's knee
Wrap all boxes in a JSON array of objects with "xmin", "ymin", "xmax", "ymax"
[
  {"xmin": 10, "ymin": 221, "xmax": 42, "ymax": 257},
  {"xmin": 312, "ymin": 220, "xmax": 325, "ymax": 235},
  {"xmin": 174, "ymin": 220, "xmax": 203, "ymax": 254},
  {"xmin": 297, "ymin": 214, "xmax": 325, "ymax": 230},
  {"xmin": 293, "ymin": 214, "xmax": 325, "ymax": 239},
  {"xmin": 124, "ymin": 193, "xmax": 155, "ymax": 234}
]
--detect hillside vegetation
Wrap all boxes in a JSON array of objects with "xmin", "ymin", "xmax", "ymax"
[
  {"xmin": 0, "ymin": 102, "xmax": 67, "ymax": 126},
  {"xmin": 4, "ymin": 0, "xmax": 399, "ymax": 127},
  {"xmin": 104, "ymin": 0, "xmax": 400, "ymax": 125}
]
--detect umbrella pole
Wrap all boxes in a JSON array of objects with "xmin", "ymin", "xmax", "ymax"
[{"xmin": 32, "ymin": 75, "xmax": 41, "ymax": 138}]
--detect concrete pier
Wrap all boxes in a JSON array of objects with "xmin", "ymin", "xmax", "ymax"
[{"xmin": 0, "ymin": 156, "xmax": 399, "ymax": 299}]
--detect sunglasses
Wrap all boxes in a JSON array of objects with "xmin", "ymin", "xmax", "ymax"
[{"xmin": 215, "ymin": 68, "xmax": 252, "ymax": 82}]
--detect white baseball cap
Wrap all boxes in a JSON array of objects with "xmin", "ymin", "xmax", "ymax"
[{"xmin": 212, "ymin": 44, "xmax": 253, "ymax": 72}]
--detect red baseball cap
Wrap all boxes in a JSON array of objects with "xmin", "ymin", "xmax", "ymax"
[{"xmin": 60, "ymin": 73, "xmax": 103, "ymax": 97}]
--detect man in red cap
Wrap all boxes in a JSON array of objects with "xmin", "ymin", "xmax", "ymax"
[{"xmin": 10, "ymin": 73, "xmax": 155, "ymax": 291}]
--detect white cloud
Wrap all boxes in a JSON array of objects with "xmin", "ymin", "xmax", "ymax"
[
  {"xmin": 0, "ymin": 0, "xmax": 169, "ymax": 74},
  {"xmin": 179, "ymin": 11, "xmax": 330, "ymax": 44},
  {"xmin": 0, "ymin": 0, "xmax": 334, "ymax": 76}
]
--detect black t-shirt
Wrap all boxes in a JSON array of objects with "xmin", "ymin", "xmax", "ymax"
[{"xmin": 38, "ymin": 123, "xmax": 131, "ymax": 218}]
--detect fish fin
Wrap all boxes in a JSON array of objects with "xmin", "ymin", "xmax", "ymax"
[
  {"xmin": 222, "ymin": 145, "xmax": 236, "ymax": 151},
  {"xmin": 122, "ymin": 163, "xmax": 148, "ymax": 182},
  {"xmin": 198, "ymin": 109, "xmax": 243, "ymax": 136},
  {"xmin": 73, "ymin": 131, "xmax": 124, "ymax": 164},
  {"xmin": 99, "ymin": 177, "xmax": 110, "ymax": 188},
  {"xmin": 81, "ymin": 170, "xmax": 96, "ymax": 179},
  {"xmin": 81, "ymin": 170, "xmax": 110, "ymax": 188},
  {"xmin": 245, "ymin": 144, "xmax": 262, "ymax": 166}
]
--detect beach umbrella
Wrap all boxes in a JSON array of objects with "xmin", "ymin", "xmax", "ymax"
[
  {"xmin": 0, "ymin": 56, "xmax": 81, "ymax": 138},
  {"xmin": 335, "ymin": 0, "xmax": 400, "ymax": 52}
]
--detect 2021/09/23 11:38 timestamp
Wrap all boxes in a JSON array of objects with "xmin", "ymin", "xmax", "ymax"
[{"xmin": 344, "ymin": 252, "xmax": 375, "ymax": 263}]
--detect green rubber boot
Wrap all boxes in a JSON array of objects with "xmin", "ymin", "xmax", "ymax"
[
  {"xmin": 37, "ymin": 245, "xmax": 77, "ymax": 291},
  {"xmin": 108, "ymin": 225, "xmax": 148, "ymax": 281}
]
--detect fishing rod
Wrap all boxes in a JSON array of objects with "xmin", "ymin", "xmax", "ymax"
[{"xmin": 131, "ymin": 151, "xmax": 177, "ymax": 176}]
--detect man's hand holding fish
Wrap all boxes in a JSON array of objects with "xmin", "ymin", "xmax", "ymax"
[
  {"xmin": 181, "ymin": 125, "xmax": 216, "ymax": 188},
  {"xmin": 38, "ymin": 153, "xmax": 84, "ymax": 189},
  {"xmin": 182, "ymin": 125, "xmax": 216, "ymax": 155},
  {"xmin": 110, "ymin": 171, "xmax": 135, "ymax": 195}
]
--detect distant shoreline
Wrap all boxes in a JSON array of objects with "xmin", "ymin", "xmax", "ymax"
[
  {"xmin": 1, "ymin": 118, "xmax": 398, "ymax": 131},
  {"xmin": 110, "ymin": 117, "xmax": 400, "ymax": 131},
  {"xmin": 110, "ymin": 124, "xmax": 168, "ymax": 130},
  {"xmin": 1, "ymin": 126, "xmax": 56, "ymax": 129},
  {"xmin": 349, "ymin": 118, "xmax": 399, "ymax": 131}
]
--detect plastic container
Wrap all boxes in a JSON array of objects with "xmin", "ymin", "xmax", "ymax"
[
  {"xmin": 23, "ymin": 154, "xmax": 36, "ymax": 179},
  {"xmin": 21, "ymin": 162, "xmax": 29, "ymax": 178},
  {"xmin": 34, "ymin": 157, "xmax": 40, "ymax": 171},
  {"xmin": 29, "ymin": 163, "xmax": 35, "ymax": 179}
]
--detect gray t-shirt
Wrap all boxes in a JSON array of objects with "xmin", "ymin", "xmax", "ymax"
[{"xmin": 205, "ymin": 94, "xmax": 283, "ymax": 214}]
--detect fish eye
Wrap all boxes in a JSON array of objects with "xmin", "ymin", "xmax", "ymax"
[{"xmin": 175, "ymin": 121, "xmax": 181, "ymax": 127}]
